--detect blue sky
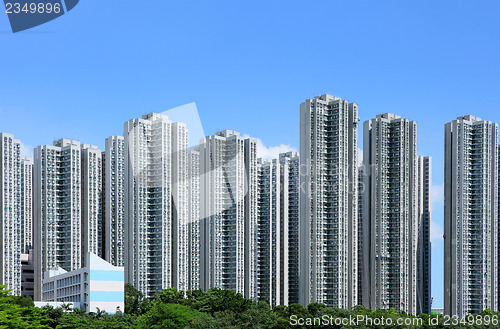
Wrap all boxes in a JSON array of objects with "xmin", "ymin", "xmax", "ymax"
[{"xmin": 2, "ymin": 0, "xmax": 500, "ymax": 309}]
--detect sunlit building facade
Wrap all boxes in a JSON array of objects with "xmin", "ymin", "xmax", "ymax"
[
  {"xmin": 103, "ymin": 136, "xmax": 125, "ymax": 267},
  {"xmin": 200, "ymin": 130, "xmax": 258, "ymax": 299},
  {"xmin": 299, "ymin": 95, "xmax": 359, "ymax": 308},
  {"xmin": 0, "ymin": 133, "xmax": 22, "ymax": 296},
  {"xmin": 444, "ymin": 115, "xmax": 498, "ymax": 317}
]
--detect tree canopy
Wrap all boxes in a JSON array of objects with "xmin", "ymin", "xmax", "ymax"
[{"xmin": 1, "ymin": 284, "xmax": 499, "ymax": 328}]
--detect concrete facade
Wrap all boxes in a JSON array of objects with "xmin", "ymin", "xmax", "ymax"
[
  {"xmin": 299, "ymin": 95, "xmax": 359, "ymax": 308},
  {"xmin": 444, "ymin": 115, "xmax": 498, "ymax": 317}
]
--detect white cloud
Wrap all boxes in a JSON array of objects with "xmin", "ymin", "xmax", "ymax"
[
  {"xmin": 358, "ymin": 148, "xmax": 363, "ymax": 166},
  {"xmin": 431, "ymin": 183, "xmax": 444, "ymax": 206},
  {"xmin": 430, "ymin": 220, "xmax": 444, "ymax": 244},
  {"xmin": 244, "ymin": 136, "xmax": 298, "ymax": 160},
  {"xmin": 20, "ymin": 142, "xmax": 33, "ymax": 158}
]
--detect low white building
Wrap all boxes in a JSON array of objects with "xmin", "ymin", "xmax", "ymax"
[{"xmin": 41, "ymin": 253, "xmax": 124, "ymax": 314}]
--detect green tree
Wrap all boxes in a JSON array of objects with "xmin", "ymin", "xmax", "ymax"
[
  {"xmin": 124, "ymin": 283, "xmax": 149, "ymax": 315},
  {"xmin": 138, "ymin": 303, "xmax": 202, "ymax": 329},
  {"xmin": 0, "ymin": 285, "xmax": 52, "ymax": 329}
]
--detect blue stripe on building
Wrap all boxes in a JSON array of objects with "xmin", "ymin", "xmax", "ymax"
[{"xmin": 89, "ymin": 291, "xmax": 124, "ymax": 302}]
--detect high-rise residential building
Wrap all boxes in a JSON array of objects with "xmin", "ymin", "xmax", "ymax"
[
  {"xmin": 416, "ymin": 156, "xmax": 432, "ymax": 315},
  {"xmin": 357, "ymin": 164, "xmax": 365, "ymax": 307},
  {"xmin": 256, "ymin": 158, "xmax": 284, "ymax": 307},
  {"xmin": 34, "ymin": 139, "xmax": 82, "ymax": 300},
  {"xmin": 0, "ymin": 133, "xmax": 22, "ymax": 295},
  {"xmin": 498, "ymin": 145, "xmax": 500, "ymax": 309},
  {"xmin": 103, "ymin": 136, "xmax": 125, "ymax": 267},
  {"xmin": 34, "ymin": 139, "xmax": 103, "ymax": 300},
  {"xmin": 199, "ymin": 130, "xmax": 258, "ymax": 299},
  {"xmin": 81, "ymin": 144, "xmax": 103, "ymax": 261},
  {"xmin": 255, "ymin": 152, "xmax": 299, "ymax": 307},
  {"xmin": 187, "ymin": 150, "xmax": 200, "ymax": 290},
  {"xmin": 444, "ymin": 115, "xmax": 498, "ymax": 317},
  {"xmin": 299, "ymin": 95, "xmax": 359, "ymax": 308},
  {"xmin": 280, "ymin": 151, "xmax": 300, "ymax": 305},
  {"xmin": 123, "ymin": 113, "xmax": 190, "ymax": 298},
  {"xmin": 21, "ymin": 156, "xmax": 33, "ymax": 254},
  {"xmin": 362, "ymin": 113, "xmax": 427, "ymax": 315},
  {"xmin": 172, "ymin": 122, "xmax": 189, "ymax": 291}
]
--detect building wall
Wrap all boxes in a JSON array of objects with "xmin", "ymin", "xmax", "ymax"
[
  {"xmin": 444, "ymin": 116, "xmax": 498, "ymax": 317},
  {"xmin": 299, "ymin": 95, "xmax": 358, "ymax": 308},
  {"xmin": 20, "ymin": 157, "xmax": 33, "ymax": 254},
  {"xmin": 244, "ymin": 138, "xmax": 258, "ymax": 300},
  {"xmin": 200, "ymin": 130, "xmax": 258, "ymax": 299},
  {"xmin": 103, "ymin": 136, "xmax": 125, "ymax": 267},
  {"xmin": 416, "ymin": 156, "xmax": 432, "ymax": 314},
  {"xmin": 124, "ymin": 113, "xmax": 172, "ymax": 298},
  {"xmin": 357, "ymin": 164, "xmax": 365, "ymax": 307},
  {"xmin": 187, "ymin": 150, "xmax": 200, "ymax": 290},
  {"xmin": 362, "ymin": 113, "xmax": 420, "ymax": 314},
  {"xmin": 124, "ymin": 113, "xmax": 191, "ymax": 298},
  {"xmin": 0, "ymin": 133, "xmax": 22, "ymax": 295},
  {"xmin": 172, "ymin": 122, "xmax": 189, "ymax": 291},
  {"xmin": 81, "ymin": 145, "xmax": 103, "ymax": 263},
  {"xmin": 21, "ymin": 251, "xmax": 35, "ymax": 299},
  {"xmin": 281, "ymin": 152, "xmax": 300, "ymax": 305},
  {"xmin": 256, "ymin": 158, "xmax": 282, "ymax": 307},
  {"xmin": 34, "ymin": 139, "xmax": 102, "ymax": 300}
]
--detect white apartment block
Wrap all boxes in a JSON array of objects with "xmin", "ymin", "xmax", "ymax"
[
  {"xmin": 362, "ymin": 113, "xmax": 423, "ymax": 314},
  {"xmin": 21, "ymin": 156, "xmax": 33, "ymax": 254},
  {"xmin": 34, "ymin": 139, "xmax": 103, "ymax": 300},
  {"xmin": 279, "ymin": 151, "xmax": 300, "ymax": 305},
  {"xmin": 444, "ymin": 115, "xmax": 498, "ymax": 317},
  {"xmin": 0, "ymin": 133, "xmax": 22, "ymax": 295},
  {"xmin": 255, "ymin": 152, "xmax": 300, "ymax": 307},
  {"xmin": 357, "ymin": 164, "xmax": 365, "ymax": 307},
  {"xmin": 416, "ymin": 156, "xmax": 432, "ymax": 315},
  {"xmin": 200, "ymin": 130, "xmax": 258, "ymax": 299},
  {"xmin": 81, "ymin": 144, "xmax": 103, "ymax": 261},
  {"xmin": 124, "ymin": 113, "xmax": 190, "ymax": 298},
  {"xmin": 103, "ymin": 136, "xmax": 125, "ymax": 267},
  {"xmin": 172, "ymin": 122, "xmax": 189, "ymax": 291},
  {"xmin": 187, "ymin": 150, "xmax": 200, "ymax": 290},
  {"xmin": 299, "ymin": 95, "xmax": 359, "ymax": 308},
  {"xmin": 257, "ymin": 158, "xmax": 285, "ymax": 307}
]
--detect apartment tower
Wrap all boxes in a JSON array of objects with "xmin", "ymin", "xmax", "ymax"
[
  {"xmin": 416, "ymin": 156, "xmax": 432, "ymax": 314},
  {"xmin": 187, "ymin": 150, "xmax": 200, "ymax": 290},
  {"xmin": 123, "ymin": 113, "xmax": 189, "ymax": 298},
  {"xmin": 34, "ymin": 139, "xmax": 103, "ymax": 300},
  {"xmin": 103, "ymin": 136, "xmax": 125, "ymax": 267},
  {"xmin": 280, "ymin": 151, "xmax": 300, "ymax": 305},
  {"xmin": 256, "ymin": 158, "xmax": 285, "ymax": 307},
  {"xmin": 362, "ymin": 113, "xmax": 429, "ymax": 315},
  {"xmin": 444, "ymin": 115, "xmax": 498, "ymax": 317},
  {"xmin": 0, "ymin": 133, "xmax": 22, "ymax": 295},
  {"xmin": 199, "ymin": 130, "xmax": 258, "ymax": 299},
  {"xmin": 81, "ymin": 144, "xmax": 103, "ymax": 261},
  {"xmin": 20, "ymin": 156, "xmax": 33, "ymax": 254},
  {"xmin": 299, "ymin": 95, "xmax": 359, "ymax": 308}
]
